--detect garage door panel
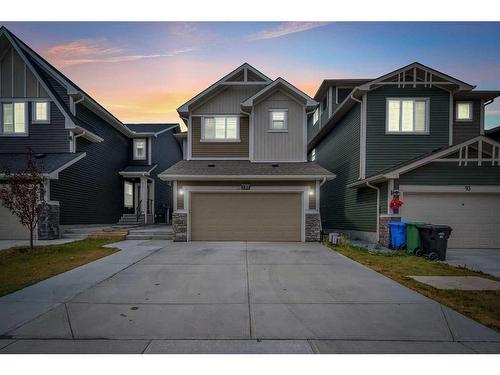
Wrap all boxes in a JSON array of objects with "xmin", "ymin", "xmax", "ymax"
[
  {"xmin": 0, "ymin": 204, "xmax": 30, "ymax": 240},
  {"xmin": 402, "ymin": 192, "xmax": 500, "ymax": 249},
  {"xmin": 191, "ymin": 192, "xmax": 302, "ymax": 242}
]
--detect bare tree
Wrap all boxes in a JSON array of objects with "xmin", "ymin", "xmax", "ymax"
[{"xmin": 0, "ymin": 150, "xmax": 46, "ymax": 249}]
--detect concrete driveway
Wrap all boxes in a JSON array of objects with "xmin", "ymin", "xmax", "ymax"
[
  {"xmin": 1, "ymin": 241, "xmax": 499, "ymax": 353},
  {"xmin": 446, "ymin": 248, "xmax": 500, "ymax": 277}
]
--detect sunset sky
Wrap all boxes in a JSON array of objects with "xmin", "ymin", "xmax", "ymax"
[{"xmin": 2, "ymin": 22, "xmax": 500, "ymax": 129}]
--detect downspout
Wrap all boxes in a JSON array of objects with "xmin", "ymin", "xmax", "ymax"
[{"xmin": 366, "ymin": 182, "xmax": 380, "ymax": 244}]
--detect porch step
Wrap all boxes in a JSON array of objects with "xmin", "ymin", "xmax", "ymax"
[
  {"xmin": 125, "ymin": 225, "xmax": 174, "ymax": 241},
  {"xmin": 126, "ymin": 234, "xmax": 173, "ymax": 240},
  {"xmin": 117, "ymin": 214, "xmax": 145, "ymax": 225}
]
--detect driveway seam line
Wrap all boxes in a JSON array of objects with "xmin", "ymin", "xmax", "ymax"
[
  {"xmin": 439, "ymin": 305, "xmax": 455, "ymax": 341},
  {"xmin": 457, "ymin": 341, "xmax": 480, "ymax": 353},
  {"xmin": 64, "ymin": 303, "xmax": 75, "ymax": 339},
  {"xmin": 0, "ymin": 339, "xmax": 19, "ymax": 352},
  {"xmin": 245, "ymin": 241, "xmax": 253, "ymax": 338},
  {"xmin": 141, "ymin": 339, "xmax": 153, "ymax": 354}
]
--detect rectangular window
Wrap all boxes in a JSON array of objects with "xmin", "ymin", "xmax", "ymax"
[
  {"xmin": 202, "ymin": 116, "xmax": 239, "ymax": 141},
  {"xmin": 312, "ymin": 108, "xmax": 319, "ymax": 125},
  {"xmin": 456, "ymin": 102, "xmax": 473, "ymax": 121},
  {"xmin": 386, "ymin": 98, "xmax": 429, "ymax": 134},
  {"xmin": 124, "ymin": 181, "xmax": 133, "ymax": 208},
  {"xmin": 1, "ymin": 102, "xmax": 27, "ymax": 135},
  {"xmin": 133, "ymin": 138, "xmax": 147, "ymax": 160},
  {"xmin": 269, "ymin": 110, "xmax": 288, "ymax": 131},
  {"xmin": 33, "ymin": 102, "xmax": 50, "ymax": 123}
]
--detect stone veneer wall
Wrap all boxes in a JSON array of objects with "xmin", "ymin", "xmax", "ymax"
[
  {"xmin": 305, "ymin": 212, "xmax": 321, "ymax": 242},
  {"xmin": 38, "ymin": 203, "xmax": 60, "ymax": 240},
  {"xmin": 379, "ymin": 215, "xmax": 401, "ymax": 248},
  {"xmin": 172, "ymin": 211, "xmax": 187, "ymax": 242}
]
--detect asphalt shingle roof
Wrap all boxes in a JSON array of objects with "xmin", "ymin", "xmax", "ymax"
[
  {"xmin": 125, "ymin": 124, "xmax": 178, "ymax": 134},
  {"xmin": 0, "ymin": 153, "xmax": 85, "ymax": 175},
  {"xmin": 159, "ymin": 160, "xmax": 334, "ymax": 179},
  {"xmin": 120, "ymin": 165, "xmax": 158, "ymax": 174}
]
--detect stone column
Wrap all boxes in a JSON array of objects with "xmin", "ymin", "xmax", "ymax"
[
  {"xmin": 379, "ymin": 215, "xmax": 401, "ymax": 248},
  {"xmin": 140, "ymin": 176, "xmax": 147, "ymax": 224},
  {"xmin": 305, "ymin": 212, "xmax": 321, "ymax": 242},
  {"xmin": 38, "ymin": 203, "xmax": 60, "ymax": 240},
  {"xmin": 172, "ymin": 211, "xmax": 187, "ymax": 242}
]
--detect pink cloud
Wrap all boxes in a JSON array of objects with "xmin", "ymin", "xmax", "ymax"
[{"xmin": 248, "ymin": 22, "xmax": 330, "ymax": 41}]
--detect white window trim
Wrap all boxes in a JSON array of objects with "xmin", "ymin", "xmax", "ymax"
[
  {"xmin": 32, "ymin": 101, "xmax": 51, "ymax": 124},
  {"xmin": 312, "ymin": 108, "xmax": 319, "ymax": 125},
  {"xmin": 200, "ymin": 116, "xmax": 240, "ymax": 142},
  {"xmin": 456, "ymin": 101, "xmax": 473, "ymax": 122},
  {"xmin": 385, "ymin": 97, "xmax": 430, "ymax": 135},
  {"xmin": 268, "ymin": 109, "xmax": 288, "ymax": 133},
  {"xmin": 133, "ymin": 138, "xmax": 147, "ymax": 160},
  {"xmin": 0, "ymin": 101, "xmax": 29, "ymax": 137}
]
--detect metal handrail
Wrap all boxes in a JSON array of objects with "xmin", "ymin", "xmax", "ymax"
[{"xmin": 136, "ymin": 200, "xmax": 142, "ymax": 222}]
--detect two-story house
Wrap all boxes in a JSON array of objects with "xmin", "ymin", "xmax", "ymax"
[
  {"xmin": 0, "ymin": 26, "xmax": 182, "ymax": 240},
  {"xmin": 159, "ymin": 63, "xmax": 334, "ymax": 242},
  {"xmin": 308, "ymin": 62, "xmax": 500, "ymax": 249}
]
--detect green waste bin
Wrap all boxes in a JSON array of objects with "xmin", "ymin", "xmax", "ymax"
[{"xmin": 406, "ymin": 222, "xmax": 425, "ymax": 254}]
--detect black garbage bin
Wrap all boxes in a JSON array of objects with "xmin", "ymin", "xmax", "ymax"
[{"xmin": 415, "ymin": 224, "xmax": 453, "ymax": 260}]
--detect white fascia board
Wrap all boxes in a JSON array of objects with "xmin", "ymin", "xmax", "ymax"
[
  {"xmin": 158, "ymin": 174, "xmax": 335, "ymax": 181},
  {"xmin": 154, "ymin": 124, "xmax": 180, "ymax": 136},
  {"xmin": 47, "ymin": 152, "xmax": 87, "ymax": 179},
  {"xmin": 73, "ymin": 126, "xmax": 104, "ymax": 143}
]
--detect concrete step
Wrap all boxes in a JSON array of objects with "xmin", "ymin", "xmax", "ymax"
[{"xmin": 126, "ymin": 234, "xmax": 173, "ymax": 240}]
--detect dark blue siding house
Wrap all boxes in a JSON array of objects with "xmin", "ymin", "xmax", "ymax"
[{"xmin": 0, "ymin": 26, "xmax": 182, "ymax": 240}]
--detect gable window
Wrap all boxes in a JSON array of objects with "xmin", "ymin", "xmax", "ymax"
[
  {"xmin": 1, "ymin": 102, "xmax": 27, "ymax": 135},
  {"xmin": 202, "ymin": 116, "xmax": 239, "ymax": 141},
  {"xmin": 124, "ymin": 181, "xmax": 133, "ymax": 208},
  {"xmin": 269, "ymin": 110, "xmax": 288, "ymax": 132},
  {"xmin": 33, "ymin": 102, "xmax": 50, "ymax": 123},
  {"xmin": 386, "ymin": 98, "xmax": 429, "ymax": 134},
  {"xmin": 456, "ymin": 102, "xmax": 473, "ymax": 121},
  {"xmin": 312, "ymin": 108, "xmax": 319, "ymax": 125},
  {"xmin": 133, "ymin": 138, "xmax": 147, "ymax": 160}
]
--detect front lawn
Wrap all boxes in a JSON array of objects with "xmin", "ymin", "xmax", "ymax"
[
  {"xmin": 325, "ymin": 242, "xmax": 500, "ymax": 332},
  {"xmin": 0, "ymin": 237, "xmax": 123, "ymax": 297}
]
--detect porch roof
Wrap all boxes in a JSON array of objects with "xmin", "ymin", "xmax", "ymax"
[
  {"xmin": 119, "ymin": 164, "xmax": 158, "ymax": 177},
  {"xmin": 0, "ymin": 152, "xmax": 86, "ymax": 179}
]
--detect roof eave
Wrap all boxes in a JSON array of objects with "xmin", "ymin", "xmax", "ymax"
[{"xmin": 158, "ymin": 174, "xmax": 335, "ymax": 181}]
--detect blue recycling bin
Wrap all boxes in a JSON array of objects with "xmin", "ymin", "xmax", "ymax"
[{"xmin": 388, "ymin": 221, "xmax": 407, "ymax": 249}]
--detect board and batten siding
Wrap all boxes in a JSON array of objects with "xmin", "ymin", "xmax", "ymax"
[
  {"xmin": 176, "ymin": 180, "xmax": 317, "ymax": 210},
  {"xmin": 253, "ymin": 90, "xmax": 306, "ymax": 162},
  {"xmin": 50, "ymin": 104, "xmax": 129, "ymax": 225},
  {"xmin": 453, "ymin": 99, "xmax": 482, "ymax": 144},
  {"xmin": 316, "ymin": 104, "xmax": 377, "ymax": 232},
  {"xmin": 365, "ymin": 85, "xmax": 450, "ymax": 177},
  {"xmin": 192, "ymin": 85, "xmax": 264, "ymax": 115},
  {"xmin": 191, "ymin": 116, "xmax": 249, "ymax": 158}
]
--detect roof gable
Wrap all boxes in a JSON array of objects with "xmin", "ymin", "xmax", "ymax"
[{"xmin": 177, "ymin": 63, "xmax": 272, "ymax": 115}]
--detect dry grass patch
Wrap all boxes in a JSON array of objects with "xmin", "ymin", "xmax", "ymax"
[
  {"xmin": 325, "ymin": 242, "xmax": 500, "ymax": 332},
  {"xmin": 0, "ymin": 237, "xmax": 123, "ymax": 297}
]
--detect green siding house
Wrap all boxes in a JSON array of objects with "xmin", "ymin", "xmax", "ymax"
[{"xmin": 309, "ymin": 62, "xmax": 500, "ymax": 249}]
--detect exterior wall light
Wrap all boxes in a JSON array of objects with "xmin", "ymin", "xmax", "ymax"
[
  {"xmin": 309, "ymin": 189, "xmax": 314, "ymax": 196},
  {"xmin": 179, "ymin": 189, "xmax": 184, "ymax": 195}
]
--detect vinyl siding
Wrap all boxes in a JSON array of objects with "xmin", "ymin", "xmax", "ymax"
[
  {"xmin": 397, "ymin": 162, "xmax": 500, "ymax": 186},
  {"xmin": 50, "ymin": 104, "xmax": 129, "ymax": 225},
  {"xmin": 453, "ymin": 100, "xmax": 482, "ymax": 144},
  {"xmin": 192, "ymin": 85, "xmax": 264, "ymax": 115},
  {"xmin": 0, "ymin": 102, "xmax": 69, "ymax": 153},
  {"xmin": 150, "ymin": 129, "xmax": 183, "ymax": 221},
  {"xmin": 253, "ymin": 90, "xmax": 306, "ymax": 162},
  {"xmin": 191, "ymin": 116, "xmax": 249, "ymax": 158},
  {"xmin": 176, "ymin": 180, "xmax": 316, "ymax": 210},
  {"xmin": 316, "ymin": 104, "xmax": 378, "ymax": 232},
  {"xmin": 366, "ymin": 85, "xmax": 450, "ymax": 177}
]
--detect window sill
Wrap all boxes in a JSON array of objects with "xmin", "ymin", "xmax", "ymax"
[
  {"xmin": 200, "ymin": 139, "xmax": 241, "ymax": 143},
  {"xmin": 268, "ymin": 129, "xmax": 288, "ymax": 133},
  {"xmin": 455, "ymin": 119, "xmax": 473, "ymax": 122},
  {"xmin": 133, "ymin": 157, "xmax": 147, "ymax": 161},
  {"xmin": 385, "ymin": 131, "xmax": 430, "ymax": 136},
  {"xmin": 32, "ymin": 121, "xmax": 51, "ymax": 124},
  {"xmin": 0, "ymin": 133, "xmax": 29, "ymax": 137}
]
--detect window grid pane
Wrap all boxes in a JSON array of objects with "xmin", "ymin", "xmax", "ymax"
[
  {"xmin": 457, "ymin": 103, "xmax": 471, "ymax": 120},
  {"xmin": 401, "ymin": 100, "xmax": 414, "ymax": 132},
  {"xmin": 204, "ymin": 118, "xmax": 216, "ymax": 138},
  {"xmin": 3, "ymin": 103, "xmax": 14, "ymax": 133},
  {"xmin": 414, "ymin": 101, "xmax": 426, "ymax": 132},
  {"xmin": 135, "ymin": 140, "xmax": 146, "ymax": 159},
  {"xmin": 215, "ymin": 117, "xmax": 226, "ymax": 138},
  {"xmin": 14, "ymin": 103, "xmax": 26, "ymax": 133},
  {"xmin": 271, "ymin": 111, "xmax": 286, "ymax": 130},
  {"xmin": 388, "ymin": 100, "xmax": 400, "ymax": 132},
  {"xmin": 35, "ymin": 102, "xmax": 48, "ymax": 121}
]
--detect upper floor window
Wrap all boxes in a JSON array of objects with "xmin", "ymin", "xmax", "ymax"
[
  {"xmin": 1, "ymin": 102, "xmax": 27, "ymax": 135},
  {"xmin": 309, "ymin": 148, "xmax": 317, "ymax": 161},
  {"xmin": 312, "ymin": 108, "xmax": 319, "ymax": 125},
  {"xmin": 133, "ymin": 138, "xmax": 147, "ymax": 160},
  {"xmin": 269, "ymin": 110, "xmax": 288, "ymax": 132},
  {"xmin": 322, "ymin": 95, "xmax": 328, "ymax": 114},
  {"xmin": 33, "ymin": 102, "xmax": 50, "ymax": 123},
  {"xmin": 386, "ymin": 98, "xmax": 429, "ymax": 134},
  {"xmin": 202, "ymin": 116, "xmax": 239, "ymax": 141},
  {"xmin": 456, "ymin": 102, "xmax": 473, "ymax": 121}
]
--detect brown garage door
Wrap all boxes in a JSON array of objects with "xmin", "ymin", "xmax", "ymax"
[{"xmin": 191, "ymin": 192, "xmax": 302, "ymax": 241}]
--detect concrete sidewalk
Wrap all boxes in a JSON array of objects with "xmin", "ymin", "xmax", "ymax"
[
  {"xmin": 446, "ymin": 248, "xmax": 500, "ymax": 277},
  {"xmin": 1, "ymin": 241, "xmax": 499, "ymax": 353}
]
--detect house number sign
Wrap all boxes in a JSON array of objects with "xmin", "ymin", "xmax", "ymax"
[{"xmin": 241, "ymin": 184, "xmax": 251, "ymax": 190}]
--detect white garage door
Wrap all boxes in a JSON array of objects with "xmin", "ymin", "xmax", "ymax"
[
  {"xmin": 0, "ymin": 204, "xmax": 29, "ymax": 240},
  {"xmin": 402, "ymin": 192, "xmax": 500, "ymax": 249}
]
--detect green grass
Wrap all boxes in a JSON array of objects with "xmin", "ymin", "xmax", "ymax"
[
  {"xmin": 325, "ymin": 242, "xmax": 500, "ymax": 332},
  {"xmin": 0, "ymin": 237, "xmax": 123, "ymax": 297}
]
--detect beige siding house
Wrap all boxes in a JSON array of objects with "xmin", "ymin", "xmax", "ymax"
[{"xmin": 160, "ymin": 64, "xmax": 334, "ymax": 242}]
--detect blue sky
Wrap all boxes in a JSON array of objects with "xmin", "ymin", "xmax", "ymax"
[{"xmin": 2, "ymin": 21, "xmax": 499, "ymax": 128}]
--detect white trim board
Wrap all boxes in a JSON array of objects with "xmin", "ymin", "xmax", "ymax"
[{"xmin": 399, "ymin": 185, "xmax": 500, "ymax": 194}]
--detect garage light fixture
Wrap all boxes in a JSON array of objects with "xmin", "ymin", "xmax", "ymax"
[
  {"xmin": 179, "ymin": 189, "xmax": 184, "ymax": 195},
  {"xmin": 309, "ymin": 189, "xmax": 314, "ymax": 196}
]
